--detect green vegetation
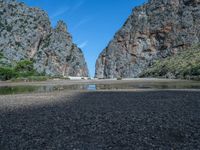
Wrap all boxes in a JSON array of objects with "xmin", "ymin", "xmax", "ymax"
[
  {"xmin": 0, "ymin": 67, "xmax": 17, "ymax": 81},
  {"xmin": 0, "ymin": 58, "xmax": 48, "ymax": 81},
  {"xmin": 0, "ymin": 54, "xmax": 72, "ymax": 81},
  {"xmin": 14, "ymin": 60, "xmax": 36, "ymax": 77},
  {"xmin": 140, "ymin": 44, "xmax": 200, "ymax": 80},
  {"xmin": 0, "ymin": 53, "xmax": 16, "ymax": 80},
  {"xmin": 11, "ymin": 76, "xmax": 48, "ymax": 82},
  {"xmin": 117, "ymin": 77, "xmax": 122, "ymax": 80}
]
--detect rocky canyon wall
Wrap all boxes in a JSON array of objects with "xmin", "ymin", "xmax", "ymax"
[
  {"xmin": 0, "ymin": 0, "xmax": 89, "ymax": 77},
  {"xmin": 95, "ymin": 0, "xmax": 200, "ymax": 78}
]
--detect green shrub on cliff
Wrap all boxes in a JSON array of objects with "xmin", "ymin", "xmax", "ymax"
[
  {"xmin": 0, "ymin": 67, "xmax": 17, "ymax": 81},
  {"xmin": 0, "ymin": 53, "xmax": 17, "ymax": 80},
  {"xmin": 14, "ymin": 60, "xmax": 36, "ymax": 77},
  {"xmin": 11, "ymin": 76, "xmax": 48, "ymax": 82},
  {"xmin": 141, "ymin": 44, "xmax": 200, "ymax": 80},
  {"xmin": 0, "ymin": 60, "xmax": 43, "ymax": 81}
]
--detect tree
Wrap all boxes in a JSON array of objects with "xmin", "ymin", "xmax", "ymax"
[{"xmin": 14, "ymin": 60, "xmax": 35, "ymax": 77}]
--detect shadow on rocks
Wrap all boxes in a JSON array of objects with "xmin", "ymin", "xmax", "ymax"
[{"xmin": 0, "ymin": 91, "xmax": 200, "ymax": 149}]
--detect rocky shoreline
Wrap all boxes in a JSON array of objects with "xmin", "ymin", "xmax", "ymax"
[{"xmin": 0, "ymin": 90, "xmax": 200, "ymax": 149}]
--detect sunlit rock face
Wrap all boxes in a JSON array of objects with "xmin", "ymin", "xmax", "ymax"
[
  {"xmin": 0, "ymin": 0, "xmax": 89, "ymax": 77},
  {"xmin": 95, "ymin": 0, "xmax": 200, "ymax": 79}
]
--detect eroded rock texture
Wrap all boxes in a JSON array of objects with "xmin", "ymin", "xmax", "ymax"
[
  {"xmin": 95, "ymin": 0, "xmax": 200, "ymax": 78},
  {"xmin": 0, "ymin": 0, "xmax": 89, "ymax": 77}
]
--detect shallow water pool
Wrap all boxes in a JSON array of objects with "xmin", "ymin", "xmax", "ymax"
[{"xmin": 1, "ymin": 80, "xmax": 200, "ymax": 95}]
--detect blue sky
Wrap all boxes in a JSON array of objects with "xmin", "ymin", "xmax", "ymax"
[{"xmin": 18, "ymin": 0, "xmax": 147, "ymax": 77}]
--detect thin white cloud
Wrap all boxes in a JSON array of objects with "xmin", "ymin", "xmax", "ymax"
[
  {"xmin": 50, "ymin": 7, "xmax": 69, "ymax": 19},
  {"xmin": 73, "ymin": 1, "xmax": 84, "ymax": 11},
  {"xmin": 50, "ymin": 1, "xmax": 84, "ymax": 20},
  {"xmin": 67, "ymin": 1, "xmax": 85, "ymax": 18},
  {"xmin": 78, "ymin": 41, "xmax": 88, "ymax": 48},
  {"xmin": 72, "ymin": 17, "xmax": 91, "ymax": 31}
]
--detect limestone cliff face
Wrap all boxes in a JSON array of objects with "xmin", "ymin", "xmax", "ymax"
[
  {"xmin": 95, "ymin": 0, "xmax": 200, "ymax": 78},
  {"xmin": 0, "ymin": 0, "xmax": 89, "ymax": 77}
]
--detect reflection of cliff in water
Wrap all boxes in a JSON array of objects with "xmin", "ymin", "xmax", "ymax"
[
  {"xmin": 1, "ymin": 81, "xmax": 200, "ymax": 95},
  {"xmin": 95, "ymin": 82, "xmax": 200, "ymax": 90}
]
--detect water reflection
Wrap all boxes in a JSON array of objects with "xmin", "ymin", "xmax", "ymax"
[
  {"xmin": 1, "ymin": 81, "xmax": 200, "ymax": 95},
  {"xmin": 87, "ymin": 84, "xmax": 96, "ymax": 91}
]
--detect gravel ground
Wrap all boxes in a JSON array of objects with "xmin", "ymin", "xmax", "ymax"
[{"xmin": 0, "ymin": 90, "xmax": 200, "ymax": 149}]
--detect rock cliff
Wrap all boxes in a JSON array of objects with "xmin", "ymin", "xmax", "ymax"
[
  {"xmin": 95, "ymin": 0, "xmax": 200, "ymax": 78},
  {"xmin": 0, "ymin": 0, "xmax": 89, "ymax": 77}
]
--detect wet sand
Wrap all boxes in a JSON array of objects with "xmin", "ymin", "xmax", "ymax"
[{"xmin": 0, "ymin": 89, "xmax": 200, "ymax": 149}]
